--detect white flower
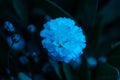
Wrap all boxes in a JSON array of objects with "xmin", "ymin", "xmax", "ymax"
[{"xmin": 40, "ymin": 17, "xmax": 86, "ymax": 63}]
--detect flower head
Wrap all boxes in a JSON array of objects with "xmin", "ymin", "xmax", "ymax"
[{"xmin": 40, "ymin": 17, "xmax": 86, "ymax": 63}]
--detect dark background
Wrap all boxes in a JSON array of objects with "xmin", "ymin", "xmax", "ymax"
[{"xmin": 0, "ymin": 0, "xmax": 120, "ymax": 80}]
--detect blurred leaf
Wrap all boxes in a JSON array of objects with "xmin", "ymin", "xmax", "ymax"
[
  {"xmin": 79, "ymin": 55, "xmax": 91, "ymax": 80},
  {"xmin": 12, "ymin": 0, "xmax": 28, "ymax": 23},
  {"xmin": 0, "ymin": 30, "xmax": 9, "ymax": 66},
  {"xmin": 49, "ymin": 59, "xmax": 62, "ymax": 80},
  {"xmin": 94, "ymin": 63, "xmax": 119, "ymax": 80},
  {"xmin": 111, "ymin": 41, "xmax": 120, "ymax": 49},
  {"xmin": 46, "ymin": 0, "xmax": 72, "ymax": 17},
  {"xmin": 17, "ymin": 72, "xmax": 32, "ymax": 80},
  {"xmin": 107, "ymin": 55, "xmax": 120, "ymax": 71},
  {"xmin": 99, "ymin": 0, "xmax": 120, "ymax": 26},
  {"xmin": 74, "ymin": 0, "xmax": 98, "ymax": 27},
  {"xmin": 62, "ymin": 63, "xmax": 72, "ymax": 80},
  {"xmin": 85, "ymin": 16, "xmax": 103, "ymax": 56},
  {"xmin": 32, "ymin": 0, "xmax": 72, "ymax": 18},
  {"xmin": 51, "ymin": 0, "xmax": 77, "ymax": 15}
]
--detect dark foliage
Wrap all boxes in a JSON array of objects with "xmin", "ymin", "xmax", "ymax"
[{"xmin": 0, "ymin": 0, "xmax": 120, "ymax": 80}]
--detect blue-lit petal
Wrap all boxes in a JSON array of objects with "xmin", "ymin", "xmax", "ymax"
[
  {"xmin": 40, "ymin": 17, "xmax": 86, "ymax": 63},
  {"xmin": 4, "ymin": 21, "xmax": 15, "ymax": 32},
  {"xmin": 7, "ymin": 34, "xmax": 25, "ymax": 51}
]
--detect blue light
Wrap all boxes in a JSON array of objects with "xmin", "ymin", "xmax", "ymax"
[
  {"xmin": 4, "ymin": 21, "xmax": 15, "ymax": 32},
  {"xmin": 40, "ymin": 17, "xmax": 86, "ymax": 63},
  {"xmin": 27, "ymin": 24, "xmax": 36, "ymax": 33},
  {"xmin": 7, "ymin": 34, "xmax": 25, "ymax": 51},
  {"xmin": 87, "ymin": 57, "xmax": 97, "ymax": 67}
]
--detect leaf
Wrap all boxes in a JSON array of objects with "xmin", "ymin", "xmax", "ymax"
[
  {"xmin": 12, "ymin": 0, "xmax": 28, "ymax": 23},
  {"xmin": 49, "ymin": 59, "xmax": 62, "ymax": 80},
  {"xmin": 74, "ymin": 0, "xmax": 98, "ymax": 27},
  {"xmin": 0, "ymin": 30, "xmax": 9, "ymax": 66},
  {"xmin": 46, "ymin": 0, "xmax": 72, "ymax": 17},
  {"xmin": 49, "ymin": 0, "xmax": 76, "ymax": 15},
  {"xmin": 111, "ymin": 41, "xmax": 120, "ymax": 49},
  {"xmin": 79, "ymin": 55, "xmax": 91, "ymax": 80},
  {"xmin": 107, "ymin": 55, "xmax": 120, "ymax": 71},
  {"xmin": 87, "ymin": 16, "xmax": 103, "ymax": 55},
  {"xmin": 99, "ymin": 0, "xmax": 120, "ymax": 26},
  {"xmin": 32, "ymin": 0, "xmax": 73, "ymax": 18},
  {"xmin": 94, "ymin": 63, "xmax": 119, "ymax": 80},
  {"xmin": 17, "ymin": 72, "xmax": 32, "ymax": 80},
  {"xmin": 62, "ymin": 63, "xmax": 73, "ymax": 80}
]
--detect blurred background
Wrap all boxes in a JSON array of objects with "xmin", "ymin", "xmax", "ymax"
[{"xmin": 0, "ymin": 0, "xmax": 120, "ymax": 80}]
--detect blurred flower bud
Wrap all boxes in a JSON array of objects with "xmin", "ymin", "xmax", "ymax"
[
  {"xmin": 19, "ymin": 56, "xmax": 29, "ymax": 64},
  {"xmin": 98, "ymin": 56, "xmax": 107, "ymax": 63},
  {"xmin": 4, "ymin": 21, "xmax": 15, "ymax": 32},
  {"xmin": 27, "ymin": 24, "xmax": 36, "ymax": 33},
  {"xmin": 45, "ymin": 15, "xmax": 51, "ymax": 21},
  {"xmin": 7, "ymin": 34, "xmax": 25, "ymax": 51},
  {"xmin": 87, "ymin": 57, "xmax": 97, "ymax": 67}
]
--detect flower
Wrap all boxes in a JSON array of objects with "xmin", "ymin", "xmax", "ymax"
[
  {"xmin": 87, "ymin": 57, "xmax": 97, "ymax": 67},
  {"xmin": 27, "ymin": 24, "xmax": 36, "ymax": 33},
  {"xmin": 40, "ymin": 17, "xmax": 86, "ymax": 63},
  {"xmin": 7, "ymin": 34, "xmax": 25, "ymax": 51},
  {"xmin": 4, "ymin": 21, "xmax": 15, "ymax": 32}
]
